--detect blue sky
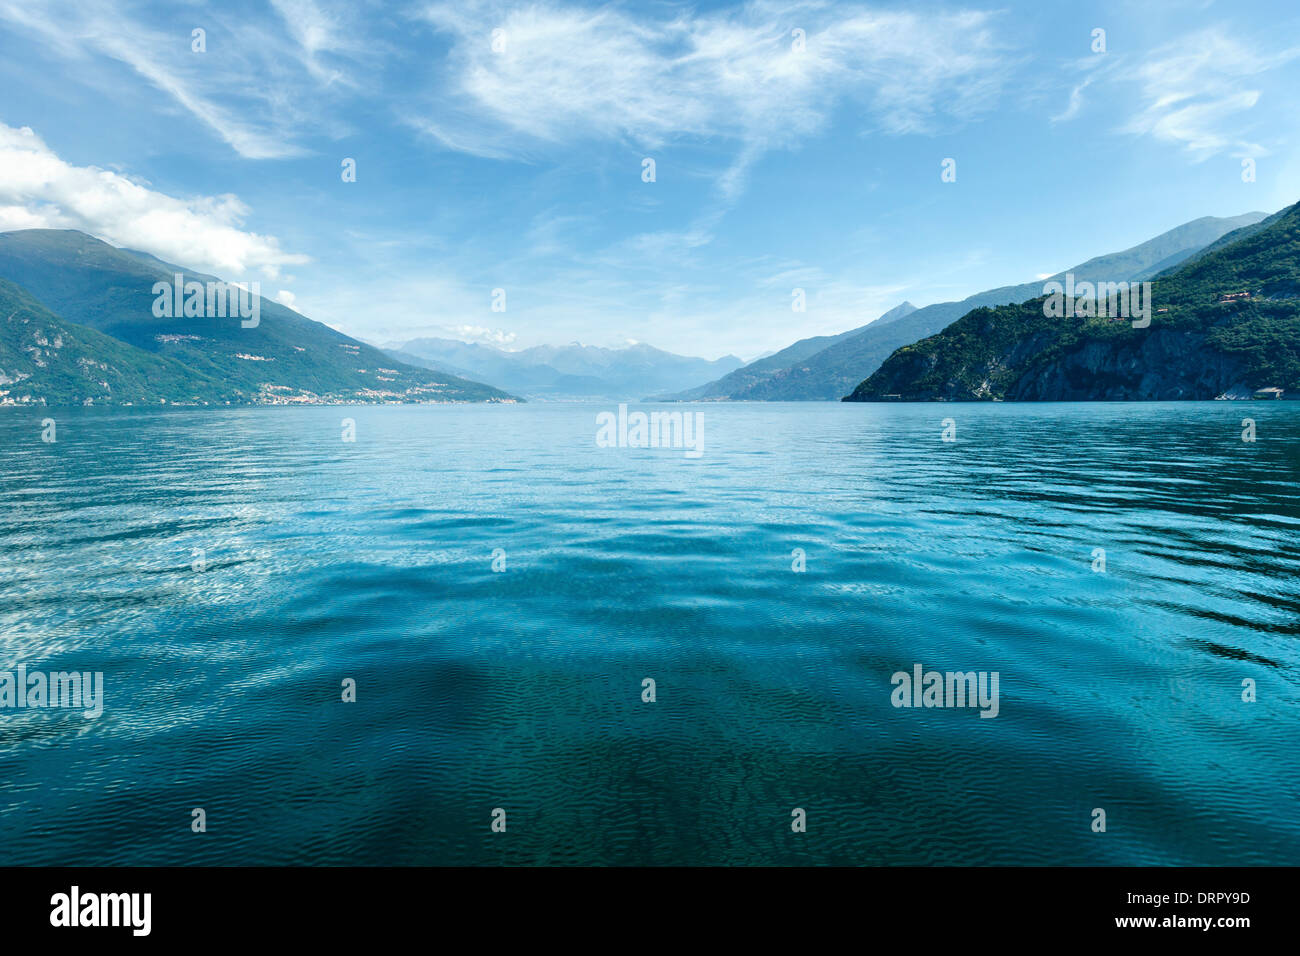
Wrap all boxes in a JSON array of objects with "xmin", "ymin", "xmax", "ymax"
[{"xmin": 1, "ymin": 0, "xmax": 1298, "ymax": 359}]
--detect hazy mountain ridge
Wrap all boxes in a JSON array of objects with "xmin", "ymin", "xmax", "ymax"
[
  {"xmin": 657, "ymin": 301, "xmax": 918, "ymax": 401},
  {"xmin": 846, "ymin": 201, "xmax": 1300, "ymax": 402},
  {"xmin": 1150, "ymin": 208, "xmax": 1290, "ymax": 277},
  {"xmin": 384, "ymin": 337, "xmax": 744, "ymax": 400}
]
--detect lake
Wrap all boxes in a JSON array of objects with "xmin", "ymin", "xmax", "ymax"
[{"xmin": 1, "ymin": 401, "xmax": 1297, "ymax": 865}]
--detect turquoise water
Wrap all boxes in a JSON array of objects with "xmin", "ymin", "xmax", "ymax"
[{"xmin": 1, "ymin": 402, "xmax": 1297, "ymax": 865}]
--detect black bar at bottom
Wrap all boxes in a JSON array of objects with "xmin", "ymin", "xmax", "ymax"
[{"xmin": 0, "ymin": 866, "xmax": 1286, "ymax": 943}]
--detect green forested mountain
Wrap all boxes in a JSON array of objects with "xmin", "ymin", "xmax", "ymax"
[
  {"xmin": 0, "ymin": 279, "xmax": 242, "ymax": 405},
  {"xmin": 0, "ymin": 230, "xmax": 518, "ymax": 405},
  {"xmin": 671, "ymin": 211, "xmax": 1267, "ymax": 401},
  {"xmin": 846, "ymin": 201, "xmax": 1300, "ymax": 402}
]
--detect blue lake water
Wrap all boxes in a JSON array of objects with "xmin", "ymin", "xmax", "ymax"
[{"xmin": 1, "ymin": 401, "xmax": 1297, "ymax": 865}]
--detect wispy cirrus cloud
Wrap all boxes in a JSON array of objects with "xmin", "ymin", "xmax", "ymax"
[
  {"xmin": 411, "ymin": 1, "xmax": 1014, "ymax": 158},
  {"xmin": 1050, "ymin": 55, "xmax": 1116, "ymax": 124},
  {"xmin": 270, "ymin": 0, "xmax": 367, "ymax": 87},
  {"xmin": 0, "ymin": 124, "xmax": 308, "ymax": 278},
  {"xmin": 0, "ymin": 0, "xmax": 363, "ymax": 159},
  {"xmin": 1118, "ymin": 27, "xmax": 1300, "ymax": 158},
  {"xmin": 405, "ymin": 0, "xmax": 1016, "ymax": 263}
]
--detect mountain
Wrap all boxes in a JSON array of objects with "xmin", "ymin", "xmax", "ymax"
[
  {"xmin": 675, "ymin": 212, "xmax": 1269, "ymax": 401},
  {"xmin": 846, "ymin": 200, "xmax": 1300, "ymax": 402},
  {"xmin": 0, "ymin": 230, "xmax": 518, "ymax": 405},
  {"xmin": 383, "ymin": 338, "xmax": 743, "ymax": 401},
  {"xmin": 0, "ymin": 279, "xmax": 244, "ymax": 406},
  {"xmin": 658, "ymin": 301, "xmax": 917, "ymax": 401},
  {"xmin": 1150, "ymin": 206, "xmax": 1292, "ymax": 277}
]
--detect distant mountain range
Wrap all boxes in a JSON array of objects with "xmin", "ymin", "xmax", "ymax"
[
  {"xmin": 658, "ymin": 300, "xmax": 919, "ymax": 401},
  {"xmin": 848, "ymin": 200, "xmax": 1300, "ymax": 402},
  {"xmin": 666, "ymin": 212, "xmax": 1269, "ymax": 401},
  {"xmin": 383, "ymin": 337, "xmax": 743, "ymax": 401},
  {"xmin": 0, "ymin": 230, "xmax": 518, "ymax": 405}
]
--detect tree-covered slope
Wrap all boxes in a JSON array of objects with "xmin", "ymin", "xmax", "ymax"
[
  {"xmin": 750, "ymin": 212, "xmax": 1269, "ymax": 401},
  {"xmin": 0, "ymin": 230, "xmax": 519, "ymax": 404},
  {"xmin": 846, "ymin": 201, "xmax": 1300, "ymax": 402},
  {"xmin": 0, "ymin": 279, "xmax": 240, "ymax": 406},
  {"xmin": 673, "ymin": 212, "xmax": 1266, "ymax": 401}
]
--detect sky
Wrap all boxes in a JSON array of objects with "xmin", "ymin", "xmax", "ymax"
[{"xmin": 1, "ymin": 0, "xmax": 1298, "ymax": 360}]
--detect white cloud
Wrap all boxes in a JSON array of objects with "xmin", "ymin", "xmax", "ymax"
[
  {"xmin": 0, "ymin": 124, "xmax": 309, "ymax": 279},
  {"xmin": 1120, "ymin": 28, "xmax": 1300, "ymax": 158},
  {"xmin": 1050, "ymin": 55, "xmax": 1114, "ymax": 124},
  {"xmin": 0, "ymin": 0, "xmax": 363, "ymax": 159},
  {"xmin": 270, "ymin": 0, "xmax": 363, "ymax": 87},
  {"xmin": 450, "ymin": 325, "xmax": 516, "ymax": 346},
  {"xmin": 414, "ymin": 1, "xmax": 1012, "ymax": 157}
]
